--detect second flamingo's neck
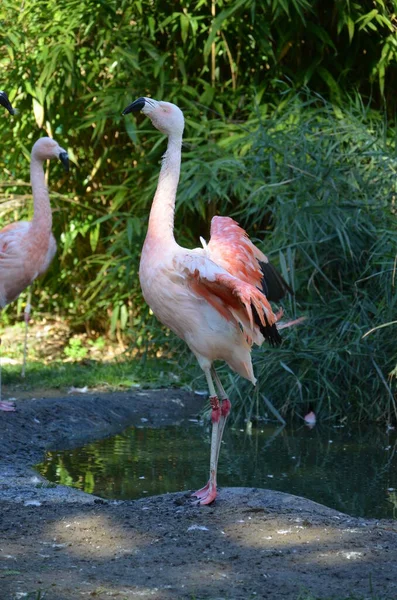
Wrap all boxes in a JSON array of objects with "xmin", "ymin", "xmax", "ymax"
[
  {"xmin": 146, "ymin": 134, "xmax": 182, "ymax": 245},
  {"xmin": 30, "ymin": 155, "xmax": 52, "ymax": 235}
]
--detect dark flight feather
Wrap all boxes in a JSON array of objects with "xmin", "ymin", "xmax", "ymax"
[
  {"xmin": 251, "ymin": 302, "xmax": 282, "ymax": 347},
  {"xmin": 258, "ymin": 260, "xmax": 293, "ymax": 302}
]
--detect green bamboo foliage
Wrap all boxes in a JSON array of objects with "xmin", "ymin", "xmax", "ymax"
[
  {"xmin": 0, "ymin": 1, "xmax": 396, "ymax": 419},
  {"xmin": 211, "ymin": 94, "xmax": 397, "ymax": 423}
]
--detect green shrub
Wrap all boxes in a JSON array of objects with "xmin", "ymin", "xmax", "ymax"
[{"xmin": 204, "ymin": 93, "xmax": 397, "ymax": 423}]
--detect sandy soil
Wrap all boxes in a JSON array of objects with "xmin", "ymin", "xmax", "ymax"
[{"xmin": 0, "ymin": 389, "xmax": 397, "ymax": 600}]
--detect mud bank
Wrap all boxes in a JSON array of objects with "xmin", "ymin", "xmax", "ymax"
[{"xmin": 0, "ymin": 390, "xmax": 396, "ymax": 600}]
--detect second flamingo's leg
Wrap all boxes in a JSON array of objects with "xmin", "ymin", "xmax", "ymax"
[
  {"xmin": 192, "ymin": 368, "xmax": 221, "ymax": 505},
  {"xmin": 21, "ymin": 290, "xmax": 32, "ymax": 378},
  {"xmin": 0, "ymin": 338, "xmax": 16, "ymax": 412}
]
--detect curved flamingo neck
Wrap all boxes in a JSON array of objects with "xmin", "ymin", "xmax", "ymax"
[
  {"xmin": 30, "ymin": 153, "xmax": 52, "ymax": 235},
  {"xmin": 146, "ymin": 133, "xmax": 182, "ymax": 245}
]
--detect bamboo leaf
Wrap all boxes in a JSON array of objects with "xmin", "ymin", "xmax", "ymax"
[
  {"xmin": 110, "ymin": 305, "xmax": 120, "ymax": 334},
  {"xmin": 120, "ymin": 303, "xmax": 128, "ymax": 329},
  {"xmin": 89, "ymin": 223, "xmax": 100, "ymax": 252},
  {"xmin": 316, "ymin": 67, "xmax": 342, "ymax": 101},
  {"xmin": 306, "ymin": 22, "xmax": 336, "ymax": 50},
  {"xmin": 356, "ymin": 9, "xmax": 379, "ymax": 30},
  {"xmin": 203, "ymin": 0, "xmax": 248, "ymax": 61},
  {"xmin": 32, "ymin": 98, "xmax": 45, "ymax": 128},
  {"xmin": 346, "ymin": 16, "xmax": 355, "ymax": 42},
  {"xmin": 180, "ymin": 13, "xmax": 189, "ymax": 44}
]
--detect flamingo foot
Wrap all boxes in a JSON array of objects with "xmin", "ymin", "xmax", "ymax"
[
  {"xmin": 0, "ymin": 401, "xmax": 16, "ymax": 412},
  {"xmin": 192, "ymin": 481, "xmax": 217, "ymax": 505},
  {"xmin": 192, "ymin": 481, "xmax": 210, "ymax": 500},
  {"xmin": 198, "ymin": 482, "xmax": 217, "ymax": 505}
]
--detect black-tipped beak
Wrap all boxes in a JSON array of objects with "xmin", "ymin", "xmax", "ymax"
[
  {"xmin": 122, "ymin": 97, "xmax": 146, "ymax": 115},
  {"xmin": 59, "ymin": 152, "xmax": 70, "ymax": 172},
  {"xmin": 0, "ymin": 91, "xmax": 16, "ymax": 115}
]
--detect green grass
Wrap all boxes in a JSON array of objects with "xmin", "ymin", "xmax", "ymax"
[{"xmin": 1, "ymin": 356, "xmax": 192, "ymax": 393}]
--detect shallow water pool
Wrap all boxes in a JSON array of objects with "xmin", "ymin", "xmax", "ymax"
[{"xmin": 36, "ymin": 421, "xmax": 397, "ymax": 519}]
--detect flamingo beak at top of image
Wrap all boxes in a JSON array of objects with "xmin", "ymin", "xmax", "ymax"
[
  {"xmin": 0, "ymin": 91, "xmax": 16, "ymax": 115},
  {"xmin": 122, "ymin": 97, "xmax": 146, "ymax": 115}
]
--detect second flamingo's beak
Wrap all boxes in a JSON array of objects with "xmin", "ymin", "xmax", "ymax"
[
  {"xmin": 0, "ymin": 91, "xmax": 16, "ymax": 115},
  {"xmin": 59, "ymin": 151, "xmax": 70, "ymax": 172},
  {"xmin": 122, "ymin": 97, "xmax": 146, "ymax": 115}
]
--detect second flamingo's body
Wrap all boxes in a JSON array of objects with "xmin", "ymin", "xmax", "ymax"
[
  {"xmin": 0, "ymin": 137, "xmax": 69, "ymax": 308},
  {"xmin": 123, "ymin": 97, "xmax": 293, "ymax": 504},
  {"xmin": 0, "ymin": 137, "xmax": 69, "ymax": 411}
]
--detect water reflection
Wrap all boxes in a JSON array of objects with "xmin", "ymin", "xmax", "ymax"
[{"xmin": 36, "ymin": 422, "xmax": 397, "ymax": 519}]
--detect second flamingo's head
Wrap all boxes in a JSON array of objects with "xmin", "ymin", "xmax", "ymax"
[
  {"xmin": 32, "ymin": 137, "xmax": 70, "ymax": 171},
  {"xmin": 122, "ymin": 97, "xmax": 185, "ymax": 137}
]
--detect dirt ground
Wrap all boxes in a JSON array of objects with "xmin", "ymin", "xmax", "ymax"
[{"xmin": 0, "ymin": 389, "xmax": 397, "ymax": 600}]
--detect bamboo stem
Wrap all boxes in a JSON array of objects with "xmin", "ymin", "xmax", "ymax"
[{"xmin": 211, "ymin": 0, "xmax": 216, "ymax": 86}]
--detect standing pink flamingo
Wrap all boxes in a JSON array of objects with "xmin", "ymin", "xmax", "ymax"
[
  {"xmin": 0, "ymin": 89, "xmax": 16, "ymax": 410},
  {"xmin": 0, "ymin": 91, "xmax": 16, "ymax": 115},
  {"xmin": 123, "ymin": 97, "xmax": 294, "ymax": 505},
  {"xmin": 0, "ymin": 137, "xmax": 69, "ymax": 411}
]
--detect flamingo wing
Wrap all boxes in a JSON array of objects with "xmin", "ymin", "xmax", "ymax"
[
  {"xmin": 0, "ymin": 222, "xmax": 35, "ymax": 306},
  {"xmin": 0, "ymin": 220, "xmax": 56, "ymax": 273},
  {"xmin": 205, "ymin": 216, "xmax": 292, "ymax": 302},
  {"xmin": 174, "ymin": 252, "xmax": 282, "ymax": 347}
]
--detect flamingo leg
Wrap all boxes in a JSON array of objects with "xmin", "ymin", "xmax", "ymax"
[
  {"xmin": 211, "ymin": 367, "xmax": 231, "ymax": 468},
  {"xmin": 0, "ymin": 338, "xmax": 16, "ymax": 412},
  {"xmin": 192, "ymin": 368, "xmax": 221, "ymax": 505},
  {"xmin": 21, "ymin": 291, "xmax": 32, "ymax": 379},
  {"xmin": 192, "ymin": 367, "xmax": 232, "ymax": 505},
  {"xmin": 0, "ymin": 402, "xmax": 16, "ymax": 412}
]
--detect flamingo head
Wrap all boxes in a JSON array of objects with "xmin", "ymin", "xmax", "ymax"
[
  {"xmin": 31, "ymin": 137, "xmax": 69, "ymax": 171},
  {"xmin": 123, "ymin": 97, "xmax": 184, "ymax": 137},
  {"xmin": 0, "ymin": 91, "xmax": 16, "ymax": 115}
]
